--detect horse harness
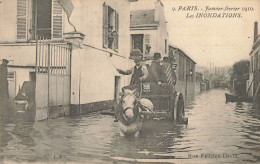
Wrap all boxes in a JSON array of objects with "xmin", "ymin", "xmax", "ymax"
[{"xmin": 116, "ymin": 97, "xmax": 140, "ymax": 126}]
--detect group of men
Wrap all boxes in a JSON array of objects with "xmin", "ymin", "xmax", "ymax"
[{"xmin": 117, "ymin": 50, "xmax": 177, "ymax": 86}]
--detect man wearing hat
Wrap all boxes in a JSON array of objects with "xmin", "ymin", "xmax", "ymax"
[
  {"xmin": 0, "ymin": 59, "xmax": 9, "ymax": 118},
  {"xmin": 116, "ymin": 49, "xmax": 148, "ymax": 85},
  {"xmin": 150, "ymin": 53, "xmax": 167, "ymax": 84}
]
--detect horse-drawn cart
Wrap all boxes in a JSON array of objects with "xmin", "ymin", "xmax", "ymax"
[
  {"xmin": 100, "ymin": 82, "xmax": 187, "ymax": 137},
  {"xmin": 139, "ymin": 83, "xmax": 186, "ymax": 123}
]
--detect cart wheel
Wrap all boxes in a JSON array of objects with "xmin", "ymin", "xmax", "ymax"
[{"xmin": 173, "ymin": 93, "xmax": 184, "ymax": 122}]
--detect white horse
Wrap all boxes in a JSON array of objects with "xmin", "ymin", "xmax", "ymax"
[{"xmin": 116, "ymin": 88, "xmax": 153, "ymax": 137}]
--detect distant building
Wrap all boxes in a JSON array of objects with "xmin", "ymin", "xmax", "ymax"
[
  {"xmin": 168, "ymin": 44, "xmax": 196, "ymax": 102},
  {"xmin": 130, "ymin": 0, "xmax": 168, "ymax": 59},
  {"xmin": 248, "ymin": 22, "xmax": 260, "ymax": 101},
  {"xmin": 195, "ymin": 72, "xmax": 208, "ymax": 94}
]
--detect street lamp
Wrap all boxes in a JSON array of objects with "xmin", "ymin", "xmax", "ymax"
[{"xmin": 185, "ymin": 69, "xmax": 193, "ymax": 104}]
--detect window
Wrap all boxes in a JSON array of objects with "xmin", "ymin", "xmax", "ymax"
[
  {"xmin": 17, "ymin": 0, "xmax": 63, "ymax": 40},
  {"xmin": 33, "ymin": 0, "xmax": 52, "ymax": 39},
  {"xmin": 131, "ymin": 34, "xmax": 143, "ymax": 53},
  {"xmin": 103, "ymin": 3, "xmax": 119, "ymax": 51}
]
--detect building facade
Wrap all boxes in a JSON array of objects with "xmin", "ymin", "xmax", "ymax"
[
  {"xmin": 0, "ymin": 0, "xmax": 134, "ymax": 120},
  {"xmin": 248, "ymin": 22, "xmax": 260, "ymax": 101},
  {"xmin": 168, "ymin": 44, "xmax": 196, "ymax": 103},
  {"xmin": 130, "ymin": 0, "xmax": 168, "ymax": 59}
]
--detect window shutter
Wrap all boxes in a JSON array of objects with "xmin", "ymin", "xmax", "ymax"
[
  {"xmin": 103, "ymin": 3, "xmax": 108, "ymax": 48},
  {"xmin": 144, "ymin": 34, "xmax": 150, "ymax": 45},
  {"xmin": 52, "ymin": 0, "xmax": 63, "ymax": 38},
  {"xmin": 114, "ymin": 12, "xmax": 119, "ymax": 52},
  {"xmin": 17, "ymin": 0, "xmax": 28, "ymax": 40},
  {"xmin": 144, "ymin": 34, "xmax": 150, "ymax": 54}
]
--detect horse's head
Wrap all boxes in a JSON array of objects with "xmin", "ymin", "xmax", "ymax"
[{"xmin": 121, "ymin": 89, "xmax": 139, "ymax": 121}]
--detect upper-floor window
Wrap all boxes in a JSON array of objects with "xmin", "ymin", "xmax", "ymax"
[
  {"xmin": 103, "ymin": 3, "xmax": 119, "ymax": 52},
  {"xmin": 17, "ymin": 0, "xmax": 63, "ymax": 41},
  {"xmin": 131, "ymin": 34, "xmax": 150, "ymax": 56},
  {"xmin": 131, "ymin": 34, "xmax": 143, "ymax": 53}
]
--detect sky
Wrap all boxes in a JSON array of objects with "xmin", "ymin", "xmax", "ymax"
[{"xmin": 162, "ymin": 0, "xmax": 260, "ymax": 67}]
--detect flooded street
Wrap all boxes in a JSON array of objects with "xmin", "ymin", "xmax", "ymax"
[{"xmin": 0, "ymin": 89, "xmax": 260, "ymax": 163}]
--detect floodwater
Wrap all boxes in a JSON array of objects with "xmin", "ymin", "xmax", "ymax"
[{"xmin": 0, "ymin": 89, "xmax": 259, "ymax": 163}]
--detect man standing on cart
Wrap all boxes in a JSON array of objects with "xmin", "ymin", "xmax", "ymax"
[{"xmin": 116, "ymin": 49, "xmax": 148, "ymax": 86}]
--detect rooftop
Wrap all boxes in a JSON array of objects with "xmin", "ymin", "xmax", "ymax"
[
  {"xmin": 169, "ymin": 44, "xmax": 196, "ymax": 64},
  {"xmin": 130, "ymin": 9, "xmax": 159, "ymax": 26}
]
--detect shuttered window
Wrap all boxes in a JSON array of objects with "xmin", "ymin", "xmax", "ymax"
[
  {"xmin": 103, "ymin": 3, "xmax": 119, "ymax": 51},
  {"xmin": 114, "ymin": 12, "xmax": 119, "ymax": 52},
  {"xmin": 17, "ymin": 0, "xmax": 28, "ymax": 40},
  {"xmin": 103, "ymin": 3, "xmax": 108, "ymax": 48},
  {"xmin": 52, "ymin": 0, "xmax": 63, "ymax": 38},
  {"xmin": 17, "ymin": 0, "xmax": 63, "ymax": 40}
]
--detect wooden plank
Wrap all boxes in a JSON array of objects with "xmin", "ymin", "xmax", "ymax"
[
  {"xmin": 139, "ymin": 111, "xmax": 169, "ymax": 117},
  {"xmin": 142, "ymin": 95, "xmax": 171, "ymax": 98}
]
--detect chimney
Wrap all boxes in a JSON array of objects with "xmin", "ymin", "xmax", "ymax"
[
  {"xmin": 154, "ymin": 0, "xmax": 163, "ymax": 22},
  {"xmin": 254, "ymin": 22, "xmax": 258, "ymax": 42}
]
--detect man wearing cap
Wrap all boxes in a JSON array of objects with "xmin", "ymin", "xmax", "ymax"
[
  {"xmin": 0, "ymin": 59, "xmax": 9, "ymax": 117},
  {"xmin": 116, "ymin": 50, "xmax": 148, "ymax": 85}
]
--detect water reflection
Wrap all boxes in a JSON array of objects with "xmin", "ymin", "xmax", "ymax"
[{"xmin": 0, "ymin": 89, "xmax": 259, "ymax": 163}]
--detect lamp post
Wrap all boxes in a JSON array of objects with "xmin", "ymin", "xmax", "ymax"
[{"xmin": 185, "ymin": 69, "xmax": 193, "ymax": 104}]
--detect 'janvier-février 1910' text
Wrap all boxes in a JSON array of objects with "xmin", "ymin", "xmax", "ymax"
[{"xmin": 172, "ymin": 5, "xmax": 254, "ymax": 18}]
